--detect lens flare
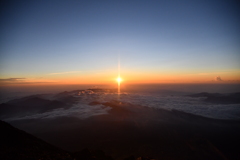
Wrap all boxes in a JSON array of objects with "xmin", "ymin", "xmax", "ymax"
[{"xmin": 117, "ymin": 77, "xmax": 122, "ymax": 95}]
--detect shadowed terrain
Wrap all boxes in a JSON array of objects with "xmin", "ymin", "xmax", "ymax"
[
  {"xmin": 0, "ymin": 120, "xmax": 114, "ymax": 160},
  {"xmin": 1, "ymin": 90, "xmax": 240, "ymax": 159},
  {"xmin": 0, "ymin": 120, "xmax": 71, "ymax": 159}
]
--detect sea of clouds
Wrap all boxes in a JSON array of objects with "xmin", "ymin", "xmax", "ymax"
[{"xmin": 4, "ymin": 90, "xmax": 240, "ymax": 121}]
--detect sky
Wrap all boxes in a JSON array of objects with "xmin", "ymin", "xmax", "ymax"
[{"xmin": 0, "ymin": 0, "xmax": 240, "ymax": 85}]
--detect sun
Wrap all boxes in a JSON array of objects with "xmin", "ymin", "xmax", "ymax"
[{"xmin": 117, "ymin": 77, "xmax": 122, "ymax": 83}]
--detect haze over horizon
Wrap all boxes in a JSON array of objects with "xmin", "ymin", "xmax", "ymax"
[{"xmin": 1, "ymin": 0, "xmax": 240, "ymax": 86}]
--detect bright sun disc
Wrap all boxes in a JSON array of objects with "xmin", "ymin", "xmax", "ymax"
[{"xmin": 117, "ymin": 77, "xmax": 122, "ymax": 83}]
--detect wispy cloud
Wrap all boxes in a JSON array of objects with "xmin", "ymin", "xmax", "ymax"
[
  {"xmin": 48, "ymin": 70, "xmax": 107, "ymax": 75},
  {"xmin": 48, "ymin": 71, "xmax": 81, "ymax": 75},
  {"xmin": 190, "ymin": 71, "xmax": 229, "ymax": 76},
  {"xmin": 0, "ymin": 78, "xmax": 55, "ymax": 85},
  {"xmin": 0, "ymin": 78, "xmax": 25, "ymax": 82}
]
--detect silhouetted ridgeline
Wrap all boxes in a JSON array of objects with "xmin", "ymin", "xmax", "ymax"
[
  {"xmin": 0, "ymin": 120, "xmax": 115, "ymax": 160},
  {"xmin": 0, "ymin": 120, "xmax": 71, "ymax": 159},
  {"xmin": 0, "ymin": 120, "xmax": 160, "ymax": 160}
]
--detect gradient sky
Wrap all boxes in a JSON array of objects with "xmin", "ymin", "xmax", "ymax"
[{"xmin": 0, "ymin": 0, "xmax": 240, "ymax": 85}]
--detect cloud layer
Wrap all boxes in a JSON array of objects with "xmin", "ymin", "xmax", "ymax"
[{"xmin": 3, "ymin": 89, "xmax": 240, "ymax": 121}]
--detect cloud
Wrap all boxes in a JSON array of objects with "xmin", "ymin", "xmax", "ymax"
[
  {"xmin": 48, "ymin": 70, "xmax": 106, "ymax": 75},
  {"xmin": 48, "ymin": 71, "xmax": 81, "ymax": 75},
  {"xmin": 5, "ymin": 103, "xmax": 111, "ymax": 121},
  {"xmin": 0, "ymin": 78, "xmax": 55, "ymax": 85},
  {"xmin": 215, "ymin": 76, "xmax": 223, "ymax": 81},
  {"xmin": 190, "ymin": 71, "xmax": 229, "ymax": 76},
  {"xmin": 0, "ymin": 78, "xmax": 25, "ymax": 82}
]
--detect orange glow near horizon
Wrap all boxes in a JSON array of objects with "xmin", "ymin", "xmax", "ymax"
[{"xmin": 0, "ymin": 69, "xmax": 240, "ymax": 86}]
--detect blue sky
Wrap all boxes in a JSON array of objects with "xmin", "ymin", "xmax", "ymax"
[{"xmin": 0, "ymin": 0, "xmax": 240, "ymax": 84}]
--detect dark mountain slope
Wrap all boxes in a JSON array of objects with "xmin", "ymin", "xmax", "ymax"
[
  {"xmin": 0, "ymin": 120, "xmax": 114, "ymax": 160},
  {"xmin": 0, "ymin": 120, "xmax": 72, "ymax": 160}
]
